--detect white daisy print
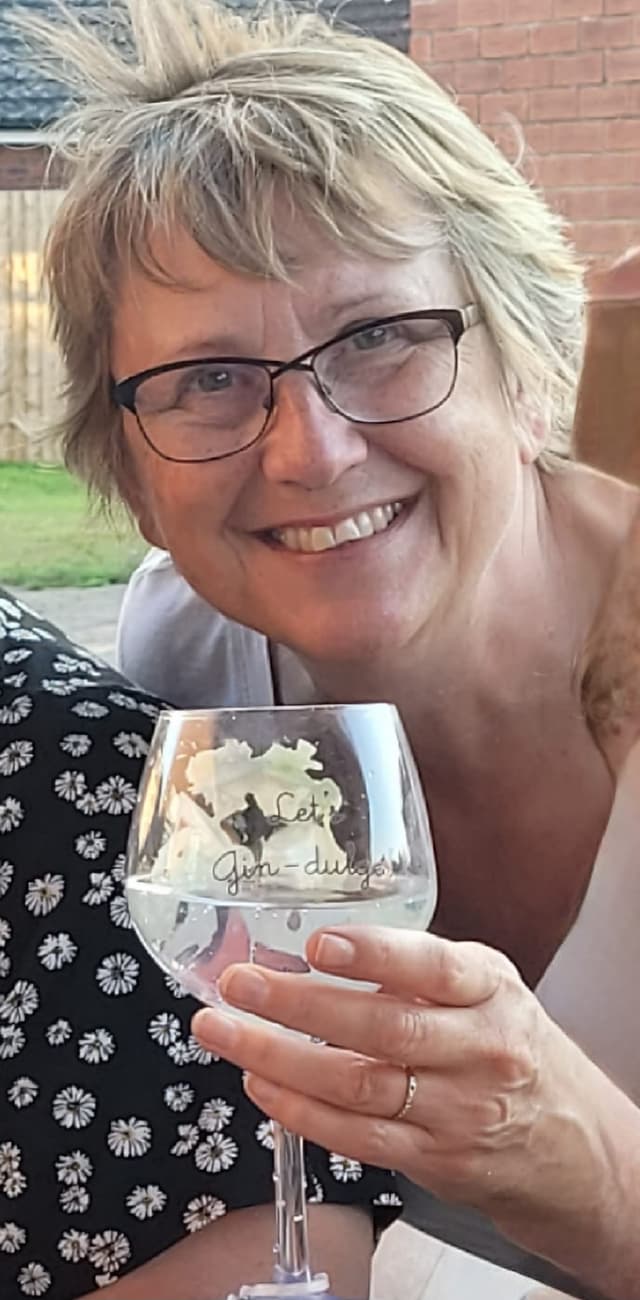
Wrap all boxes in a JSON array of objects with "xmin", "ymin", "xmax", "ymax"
[
  {"xmin": 3, "ymin": 672, "xmax": 27, "ymax": 689},
  {"xmin": 4, "ymin": 1170, "xmax": 27, "ymax": 1198},
  {"xmin": 108, "ymin": 895, "xmax": 131, "ymax": 929},
  {"xmin": 183, "ymin": 1195, "xmax": 227, "ymax": 1233},
  {"xmin": 77, "ymin": 1028, "xmax": 116, "ymax": 1064},
  {"xmin": 0, "ymin": 1025, "xmax": 25, "ymax": 1058},
  {"xmin": 3, "ymin": 647, "xmax": 31, "ymax": 663},
  {"xmin": 166, "ymin": 1038, "xmax": 194, "ymax": 1066},
  {"xmin": 164, "ymin": 972, "xmax": 188, "ymax": 999},
  {"xmin": 184, "ymin": 1034, "xmax": 218, "ymax": 1066},
  {"xmin": 75, "ymin": 831, "xmax": 107, "ymax": 861},
  {"xmin": 163, "ymin": 1083, "xmax": 194, "ymax": 1113},
  {"xmin": 126, "ymin": 1184, "xmax": 167, "ymax": 1221},
  {"xmin": 24, "ymin": 874, "xmax": 65, "ymax": 917},
  {"xmin": 57, "ymin": 1229, "xmax": 89, "ymax": 1262},
  {"xmin": 58, "ymin": 1186, "xmax": 90, "ymax": 1214},
  {"xmin": 55, "ymin": 1151, "xmax": 93, "ymax": 1185},
  {"xmin": 94, "ymin": 1272, "xmax": 117, "ymax": 1288},
  {"xmin": 53, "ymin": 654, "xmax": 95, "ymax": 676},
  {"xmin": 0, "ymin": 916, "xmax": 11, "ymax": 944},
  {"xmin": 0, "ymin": 695, "xmax": 32, "ymax": 725},
  {"xmin": 198, "ymin": 1098, "xmax": 234, "ymax": 1132},
  {"xmin": 0, "ymin": 796, "xmax": 24, "ymax": 833},
  {"xmin": 37, "ymin": 933, "xmax": 78, "ymax": 971},
  {"xmin": 7, "ymin": 628, "xmax": 39, "ymax": 643},
  {"xmin": 95, "ymin": 775, "xmax": 138, "ymax": 816},
  {"xmin": 71, "ymin": 701, "xmax": 109, "ymax": 719},
  {"xmin": 60, "ymin": 733, "xmax": 93, "ymax": 758},
  {"xmin": 82, "ymin": 872, "xmax": 114, "ymax": 906},
  {"xmin": 1, "ymin": 980, "xmax": 39, "ymax": 1024},
  {"xmin": 76, "ymin": 790, "xmax": 100, "ymax": 816},
  {"xmin": 307, "ymin": 1174, "xmax": 324, "ymax": 1204},
  {"xmin": 373, "ymin": 1191, "xmax": 403, "ymax": 1207},
  {"xmin": 113, "ymin": 731, "xmax": 149, "ymax": 760},
  {"xmin": 170, "ymin": 1124, "xmax": 199, "ymax": 1157},
  {"xmin": 52, "ymin": 1086, "xmax": 97, "ymax": 1130},
  {"xmin": 255, "ymin": 1119, "xmax": 274, "ymax": 1151},
  {"xmin": 107, "ymin": 1118, "xmax": 152, "ymax": 1159},
  {"xmin": 42, "ymin": 679, "xmax": 77, "ymax": 697},
  {"xmin": 7, "ymin": 1077, "xmax": 38, "ymax": 1108},
  {"xmin": 0, "ymin": 1221, "xmax": 26, "ymax": 1253},
  {"xmin": 107, "ymin": 692, "xmax": 140, "ymax": 711},
  {"xmin": 0, "ymin": 951, "xmax": 10, "ymax": 978},
  {"xmin": 17, "ymin": 1261, "xmax": 51, "ymax": 1295},
  {"xmin": 138, "ymin": 701, "xmax": 160, "ymax": 720},
  {"xmin": 329, "ymin": 1153, "xmax": 363, "ymax": 1183},
  {"xmin": 96, "ymin": 953, "xmax": 139, "ymax": 996},
  {"xmin": 110, "ymin": 854, "xmax": 126, "ymax": 882},
  {"xmin": 194, "ymin": 1133, "xmax": 238, "ymax": 1174},
  {"xmin": 0, "ymin": 859, "xmax": 14, "ymax": 896},
  {"xmin": 88, "ymin": 1230, "xmax": 130, "ymax": 1273},
  {"xmin": 148, "ymin": 1012, "xmax": 181, "ymax": 1047},
  {"xmin": 46, "ymin": 1019, "xmax": 73, "ymax": 1047},
  {"xmin": 53, "ymin": 772, "xmax": 87, "ymax": 804},
  {"xmin": 0, "ymin": 740, "xmax": 34, "ymax": 776},
  {"xmin": 0, "ymin": 1142, "xmax": 21, "ymax": 1178}
]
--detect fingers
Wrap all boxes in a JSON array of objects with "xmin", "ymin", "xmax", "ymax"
[
  {"xmin": 308, "ymin": 928, "xmax": 507, "ymax": 1006},
  {"xmin": 195, "ymin": 970, "xmax": 493, "ymax": 1070}
]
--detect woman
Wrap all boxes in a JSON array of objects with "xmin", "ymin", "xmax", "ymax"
[
  {"xmin": 0, "ymin": 590, "xmax": 384, "ymax": 1300},
  {"xmin": 20, "ymin": 0, "xmax": 640, "ymax": 1294}
]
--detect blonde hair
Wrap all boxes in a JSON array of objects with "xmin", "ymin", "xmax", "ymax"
[{"xmin": 17, "ymin": 0, "xmax": 584, "ymax": 503}]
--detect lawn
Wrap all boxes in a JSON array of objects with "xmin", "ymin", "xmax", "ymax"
[{"xmin": 0, "ymin": 462, "xmax": 147, "ymax": 588}]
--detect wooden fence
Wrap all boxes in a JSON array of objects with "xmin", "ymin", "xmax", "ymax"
[{"xmin": 0, "ymin": 190, "xmax": 65, "ymax": 463}]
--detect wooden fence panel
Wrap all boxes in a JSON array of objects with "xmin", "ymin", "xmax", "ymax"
[{"xmin": 0, "ymin": 190, "xmax": 65, "ymax": 464}]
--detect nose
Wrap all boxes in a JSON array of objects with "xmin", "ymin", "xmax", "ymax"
[{"xmin": 259, "ymin": 372, "xmax": 368, "ymax": 490}]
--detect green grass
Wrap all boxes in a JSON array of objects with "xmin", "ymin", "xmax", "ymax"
[{"xmin": 0, "ymin": 462, "xmax": 147, "ymax": 588}]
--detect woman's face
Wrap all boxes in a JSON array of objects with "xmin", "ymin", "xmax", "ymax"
[{"xmin": 111, "ymin": 224, "xmax": 535, "ymax": 667}]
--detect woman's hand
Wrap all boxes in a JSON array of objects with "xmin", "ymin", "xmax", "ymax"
[{"xmin": 191, "ymin": 926, "xmax": 638, "ymax": 1284}]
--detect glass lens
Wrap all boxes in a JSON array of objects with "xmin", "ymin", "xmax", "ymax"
[
  {"xmin": 135, "ymin": 362, "xmax": 270, "ymax": 460},
  {"xmin": 317, "ymin": 316, "xmax": 456, "ymax": 422}
]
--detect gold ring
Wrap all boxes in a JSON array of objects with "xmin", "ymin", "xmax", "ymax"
[{"xmin": 392, "ymin": 1068, "xmax": 418, "ymax": 1121}]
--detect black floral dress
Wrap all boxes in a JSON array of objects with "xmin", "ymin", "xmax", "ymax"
[{"xmin": 0, "ymin": 591, "xmax": 400, "ymax": 1298}]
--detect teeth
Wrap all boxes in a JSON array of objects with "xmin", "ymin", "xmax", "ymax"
[{"xmin": 275, "ymin": 502, "xmax": 404, "ymax": 554}]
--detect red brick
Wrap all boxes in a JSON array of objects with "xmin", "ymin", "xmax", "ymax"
[
  {"xmin": 606, "ymin": 119, "xmax": 640, "ymax": 150},
  {"xmin": 524, "ymin": 123, "xmax": 555, "ymax": 152},
  {"xmin": 481, "ymin": 25, "xmax": 529, "ymax": 57},
  {"xmin": 579, "ymin": 15, "xmax": 635, "ymax": 46},
  {"xmin": 487, "ymin": 121, "xmax": 527, "ymax": 159},
  {"xmin": 555, "ymin": 0, "xmax": 603, "ymax": 15},
  {"xmin": 410, "ymin": 0, "xmax": 458, "ymax": 31},
  {"xmin": 458, "ymin": 0, "xmax": 506, "ymax": 25},
  {"xmin": 503, "ymin": 57, "xmax": 553, "ymax": 89},
  {"xmin": 410, "ymin": 32, "xmax": 433, "ymax": 65},
  {"xmin": 573, "ymin": 220, "xmax": 639, "ymax": 255},
  {"xmin": 550, "ymin": 186, "xmax": 640, "ymax": 220},
  {"xmin": 529, "ymin": 86, "xmax": 579, "ymax": 119},
  {"xmin": 552, "ymin": 51, "xmax": 603, "ymax": 84},
  {"xmin": 604, "ymin": 0, "xmax": 635, "ymax": 12},
  {"xmin": 606, "ymin": 48, "xmax": 640, "ymax": 82},
  {"xmin": 549, "ymin": 119, "xmax": 607, "ymax": 150},
  {"xmin": 537, "ymin": 150, "xmax": 640, "ymax": 185},
  {"xmin": 456, "ymin": 93, "xmax": 480, "ymax": 120},
  {"xmin": 507, "ymin": 0, "xmax": 552, "ymax": 19},
  {"xmin": 429, "ymin": 61, "xmax": 456, "ymax": 88},
  {"xmin": 580, "ymin": 83, "xmax": 638, "ymax": 117},
  {"xmin": 455, "ymin": 58, "xmax": 504, "ymax": 91},
  {"xmin": 529, "ymin": 20, "xmax": 578, "ymax": 52},
  {"xmin": 433, "ymin": 28, "xmax": 479, "ymax": 61},
  {"xmin": 479, "ymin": 90, "xmax": 530, "ymax": 121}
]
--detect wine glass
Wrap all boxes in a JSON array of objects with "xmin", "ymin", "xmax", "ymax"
[{"xmin": 125, "ymin": 704, "xmax": 437, "ymax": 1300}]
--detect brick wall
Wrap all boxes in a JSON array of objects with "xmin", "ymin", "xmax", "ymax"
[{"xmin": 411, "ymin": 0, "xmax": 640, "ymax": 260}]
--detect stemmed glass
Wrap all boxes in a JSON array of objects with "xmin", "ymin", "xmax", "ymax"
[{"xmin": 125, "ymin": 704, "xmax": 437, "ymax": 1300}]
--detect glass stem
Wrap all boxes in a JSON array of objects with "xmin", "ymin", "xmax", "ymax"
[{"xmin": 271, "ymin": 1123, "xmax": 312, "ymax": 1283}]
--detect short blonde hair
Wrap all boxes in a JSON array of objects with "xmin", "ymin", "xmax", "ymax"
[{"xmin": 18, "ymin": 0, "xmax": 584, "ymax": 503}]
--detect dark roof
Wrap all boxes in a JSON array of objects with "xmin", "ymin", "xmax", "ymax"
[{"xmin": 1, "ymin": 0, "xmax": 410, "ymax": 131}]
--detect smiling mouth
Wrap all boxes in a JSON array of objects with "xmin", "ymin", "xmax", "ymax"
[{"xmin": 264, "ymin": 500, "xmax": 408, "ymax": 555}]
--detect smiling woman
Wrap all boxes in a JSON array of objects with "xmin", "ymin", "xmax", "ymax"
[{"xmin": 13, "ymin": 1, "xmax": 640, "ymax": 1298}]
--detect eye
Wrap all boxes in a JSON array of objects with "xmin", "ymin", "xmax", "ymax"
[
  {"xmin": 178, "ymin": 365, "xmax": 234, "ymax": 397},
  {"xmin": 351, "ymin": 324, "xmax": 393, "ymax": 352}
]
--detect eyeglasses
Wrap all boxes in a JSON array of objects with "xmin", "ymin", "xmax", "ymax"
[{"xmin": 112, "ymin": 305, "xmax": 481, "ymax": 464}]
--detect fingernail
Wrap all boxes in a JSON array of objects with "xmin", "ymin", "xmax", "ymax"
[
  {"xmin": 221, "ymin": 967, "xmax": 269, "ymax": 1010},
  {"xmin": 244, "ymin": 1074, "xmax": 279, "ymax": 1106},
  {"xmin": 192, "ymin": 1009, "xmax": 237, "ymax": 1051},
  {"xmin": 314, "ymin": 933, "xmax": 356, "ymax": 970}
]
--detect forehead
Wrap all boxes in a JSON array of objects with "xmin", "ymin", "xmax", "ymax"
[{"xmin": 111, "ymin": 223, "xmax": 465, "ymax": 374}]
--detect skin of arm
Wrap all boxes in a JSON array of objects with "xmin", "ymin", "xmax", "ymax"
[{"xmin": 80, "ymin": 1203, "xmax": 372, "ymax": 1300}]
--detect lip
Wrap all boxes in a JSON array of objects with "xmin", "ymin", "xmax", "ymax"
[
  {"xmin": 253, "ymin": 496, "xmax": 416, "ymax": 536},
  {"xmin": 256, "ymin": 495, "xmax": 417, "ymax": 557}
]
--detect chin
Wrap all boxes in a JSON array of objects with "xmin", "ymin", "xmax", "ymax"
[{"xmin": 276, "ymin": 602, "xmax": 415, "ymax": 674}]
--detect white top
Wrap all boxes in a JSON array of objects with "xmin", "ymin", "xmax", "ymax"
[{"xmin": 118, "ymin": 548, "xmax": 640, "ymax": 1104}]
